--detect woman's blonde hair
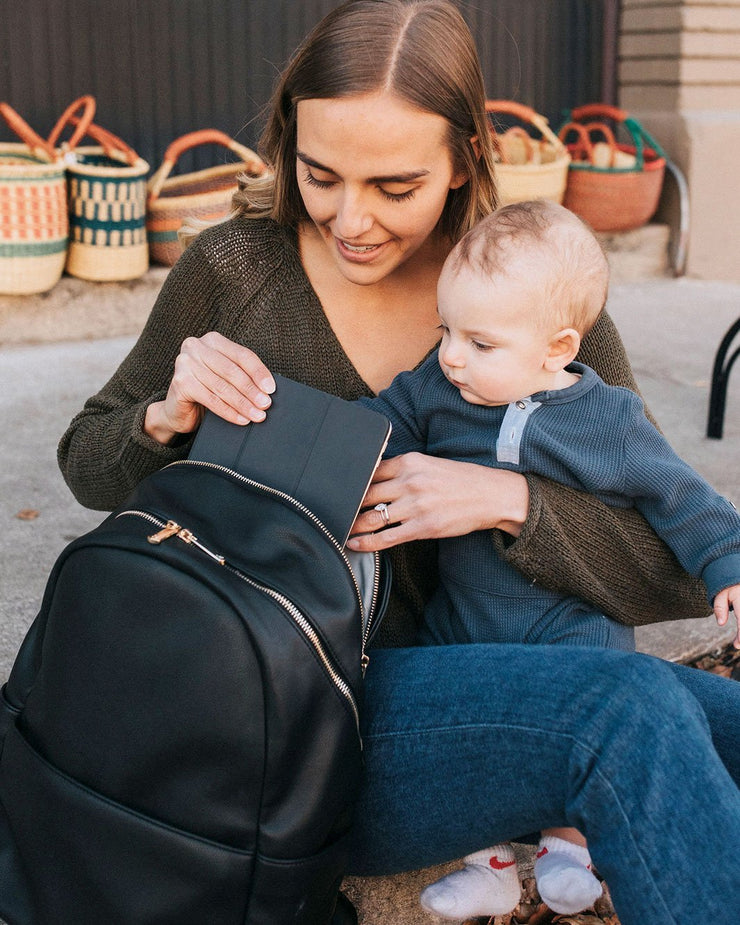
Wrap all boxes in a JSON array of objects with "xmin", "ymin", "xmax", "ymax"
[{"xmin": 233, "ymin": 0, "xmax": 498, "ymax": 243}]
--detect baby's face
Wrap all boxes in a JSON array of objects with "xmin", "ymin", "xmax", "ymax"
[{"xmin": 436, "ymin": 262, "xmax": 556, "ymax": 406}]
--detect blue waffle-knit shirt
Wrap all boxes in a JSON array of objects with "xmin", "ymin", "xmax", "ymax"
[{"xmin": 361, "ymin": 355, "xmax": 740, "ymax": 645}]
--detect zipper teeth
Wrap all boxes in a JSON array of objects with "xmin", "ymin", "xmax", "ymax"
[
  {"xmin": 169, "ymin": 459, "xmax": 367, "ymax": 621},
  {"xmin": 115, "ymin": 508, "xmax": 361, "ymax": 738},
  {"xmin": 364, "ymin": 551, "xmax": 381, "ymax": 649},
  {"xmin": 224, "ymin": 563, "xmax": 360, "ymax": 734}
]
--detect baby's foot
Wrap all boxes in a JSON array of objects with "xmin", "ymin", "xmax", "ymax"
[
  {"xmin": 534, "ymin": 835, "xmax": 603, "ymax": 914},
  {"xmin": 419, "ymin": 844, "xmax": 520, "ymax": 919}
]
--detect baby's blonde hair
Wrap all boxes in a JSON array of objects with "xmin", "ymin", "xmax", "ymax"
[{"xmin": 448, "ymin": 199, "xmax": 609, "ymax": 336}]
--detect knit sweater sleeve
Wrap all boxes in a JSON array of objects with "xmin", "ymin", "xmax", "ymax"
[
  {"xmin": 57, "ymin": 232, "xmax": 230, "ymax": 510},
  {"xmin": 498, "ymin": 310, "xmax": 710, "ymax": 626}
]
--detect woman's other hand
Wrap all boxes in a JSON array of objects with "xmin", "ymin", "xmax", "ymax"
[
  {"xmin": 346, "ymin": 452, "xmax": 530, "ymax": 551},
  {"xmin": 144, "ymin": 332, "xmax": 276, "ymax": 444}
]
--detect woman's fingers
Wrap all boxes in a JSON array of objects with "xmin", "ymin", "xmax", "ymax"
[
  {"xmin": 348, "ymin": 453, "xmax": 529, "ymax": 551},
  {"xmin": 163, "ymin": 334, "xmax": 276, "ymax": 432}
]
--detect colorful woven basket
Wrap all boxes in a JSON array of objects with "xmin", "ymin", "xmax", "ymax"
[
  {"xmin": 146, "ymin": 130, "xmax": 267, "ymax": 266},
  {"xmin": 486, "ymin": 101, "xmax": 571, "ymax": 207},
  {"xmin": 48, "ymin": 99, "xmax": 150, "ymax": 281},
  {"xmin": 558, "ymin": 104, "xmax": 667, "ymax": 233},
  {"xmin": 0, "ymin": 103, "xmax": 68, "ymax": 295}
]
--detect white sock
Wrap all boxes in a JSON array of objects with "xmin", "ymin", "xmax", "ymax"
[
  {"xmin": 534, "ymin": 835, "xmax": 603, "ymax": 914},
  {"xmin": 419, "ymin": 844, "xmax": 521, "ymax": 919}
]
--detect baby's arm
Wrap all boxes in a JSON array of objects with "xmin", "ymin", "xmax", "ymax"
[
  {"xmin": 617, "ymin": 396, "xmax": 740, "ymax": 625},
  {"xmin": 713, "ymin": 585, "xmax": 740, "ymax": 648},
  {"xmin": 357, "ymin": 361, "xmax": 436, "ymax": 457}
]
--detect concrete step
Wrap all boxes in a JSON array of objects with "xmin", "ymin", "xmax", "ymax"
[{"xmin": 0, "ymin": 225, "xmax": 671, "ymax": 347}]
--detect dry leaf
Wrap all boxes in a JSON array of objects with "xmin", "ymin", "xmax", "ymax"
[{"xmin": 15, "ymin": 508, "xmax": 40, "ymax": 520}]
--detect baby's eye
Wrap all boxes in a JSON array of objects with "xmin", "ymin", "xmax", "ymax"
[{"xmin": 472, "ymin": 340, "xmax": 493, "ymax": 352}]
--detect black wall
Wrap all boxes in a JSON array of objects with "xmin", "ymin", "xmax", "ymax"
[{"xmin": 1, "ymin": 0, "xmax": 615, "ymax": 175}]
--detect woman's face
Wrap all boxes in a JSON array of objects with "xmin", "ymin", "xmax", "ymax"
[{"xmin": 295, "ymin": 91, "xmax": 468, "ymax": 286}]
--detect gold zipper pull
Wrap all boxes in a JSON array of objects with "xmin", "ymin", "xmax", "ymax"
[{"xmin": 147, "ymin": 520, "xmax": 181, "ymax": 544}]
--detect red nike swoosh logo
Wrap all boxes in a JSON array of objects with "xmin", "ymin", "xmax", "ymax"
[{"xmin": 489, "ymin": 855, "xmax": 517, "ymax": 869}]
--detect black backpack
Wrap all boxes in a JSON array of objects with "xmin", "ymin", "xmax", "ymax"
[{"xmin": 0, "ymin": 450, "xmax": 389, "ymax": 924}]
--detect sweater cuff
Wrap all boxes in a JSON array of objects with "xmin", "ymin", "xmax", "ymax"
[
  {"xmin": 120, "ymin": 398, "xmax": 194, "ymax": 478},
  {"xmin": 492, "ymin": 473, "xmax": 543, "ymax": 562},
  {"xmin": 703, "ymin": 553, "xmax": 740, "ymax": 602}
]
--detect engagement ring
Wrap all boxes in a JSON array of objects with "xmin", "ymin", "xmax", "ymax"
[{"xmin": 374, "ymin": 502, "xmax": 391, "ymax": 526}]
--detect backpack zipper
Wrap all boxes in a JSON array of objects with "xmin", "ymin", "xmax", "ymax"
[
  {"xmin": 116, "ymin": 508, "xmax": 363, "ymax": 740},
  {"xmin": 167, "ymin": 459, "xmax": 382, "ymax": 663}
]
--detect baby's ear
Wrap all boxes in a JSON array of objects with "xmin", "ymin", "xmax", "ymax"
[{"xmin": 544, "ymin": 328, "xmax": 581, "ymax": 372}]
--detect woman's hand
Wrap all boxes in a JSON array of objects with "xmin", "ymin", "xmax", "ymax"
[
  {"xmin": 144, "ymin": 332, "xmax": 276, "ymax": 445},
  {"xmin": 346, "ymin": 452, "xmax": 530, "ymax": 551}
]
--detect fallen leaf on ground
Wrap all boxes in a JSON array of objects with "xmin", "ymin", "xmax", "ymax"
[{"xmin": 15, "ymin": 509, "xmax": 40, "ymax": 520}]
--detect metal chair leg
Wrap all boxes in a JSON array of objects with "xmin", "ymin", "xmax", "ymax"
[{"xmin": 707, "ymin": 316, "xmax": 740, "ymax": 439}]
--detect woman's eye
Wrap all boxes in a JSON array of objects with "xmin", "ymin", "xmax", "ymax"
[
  {"xmin": 303, "ymin": 168, "xmax": 335, "ymax": 189},
  {"xmin": 379, "ymin": 187, "xmax": 416, "ymax": 203}
]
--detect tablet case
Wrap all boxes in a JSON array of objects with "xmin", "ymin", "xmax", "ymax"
[{"xmin": 189, "ymin": 375, "xmax": 391, "ymax": 546}]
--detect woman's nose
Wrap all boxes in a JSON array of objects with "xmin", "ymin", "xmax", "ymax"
[{"xmin": 334, "ymin": 189, "xmax": 373, "ymax": 239}]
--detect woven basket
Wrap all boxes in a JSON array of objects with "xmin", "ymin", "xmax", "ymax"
[
  {"xmin": 486, "ymin": 100, "xmax": 571, "ymax": 206},
  {"xmin": 147, "ymin": 130, "xmax": 267, "ymax": 266},
  {"xmin": 0, "ymin": 103, "xmax": 68, "ymax": 295},
  {"xmin": 48, "ymin": 100, "xmax": 150, "ymax": 281},
  {"xmin": 558, "ymin": 104, "xmax": 666, "ymax": 232}
]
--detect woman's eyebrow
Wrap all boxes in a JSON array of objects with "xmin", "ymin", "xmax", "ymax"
[{"xmin": 296, "ymin": 150, "xmax": 429, "ymax": 183}]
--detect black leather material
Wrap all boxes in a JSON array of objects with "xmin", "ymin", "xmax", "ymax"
[
  {"xmin": 0, "ymin": 461, "xmax": 389, "ymax": 924},
  {"xmin": 331, "ymin": 891, "xmax": 359, "ymax": 925}
]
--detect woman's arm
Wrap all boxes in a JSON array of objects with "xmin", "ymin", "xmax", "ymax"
[{"xmin": 57, "ymin": 232, "xmax": 273, "ymax": 510}]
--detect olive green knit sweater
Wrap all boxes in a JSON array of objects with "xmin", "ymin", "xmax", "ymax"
[{"xmin": 58, "ymin": 217, "xmax": 708, "ymax": 645}]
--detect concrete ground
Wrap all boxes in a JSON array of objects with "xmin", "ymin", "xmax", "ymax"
[{"xmin": 1, "ymin": 260, "xmax": 739, "ymax": 924}]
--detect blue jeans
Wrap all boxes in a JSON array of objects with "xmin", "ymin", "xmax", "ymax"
[{"xmin": 347, "ymin": 644, "xmax": 740, "ymax": 925}]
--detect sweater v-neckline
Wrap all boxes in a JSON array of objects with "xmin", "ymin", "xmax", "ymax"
[{"xmin": 284, "ymin": 225, "xmax": 439, "ymax": 397}]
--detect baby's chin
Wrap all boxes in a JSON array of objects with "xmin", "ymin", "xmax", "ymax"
[{"xmin": 454, "ymin": 385, "xmax": 508, "ymax": 407}]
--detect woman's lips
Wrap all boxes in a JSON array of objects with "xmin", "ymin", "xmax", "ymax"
[{"xmin": 335, "ymin": 237, "xmax": 386, "ymax": 262}]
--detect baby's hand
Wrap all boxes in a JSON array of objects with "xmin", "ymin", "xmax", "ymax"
[{"xmin": 713, "ymin": 585, "xmax": 740, "ymax": 649}]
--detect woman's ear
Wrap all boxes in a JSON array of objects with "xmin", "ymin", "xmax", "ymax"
[
  {"xmin": 544, "ymin": 328, "xmax": 581, "ymax": 372},
  {"xmin": 449, "ymin": 136, "xmax": 481, "ymax": 190}
]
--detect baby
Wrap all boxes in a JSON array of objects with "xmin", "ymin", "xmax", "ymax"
[{"xmin": 355, "ymin": 199, "xmax": 740, "ymax": 918}]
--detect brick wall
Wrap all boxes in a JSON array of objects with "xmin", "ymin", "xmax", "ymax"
[{"xmin": 617, "ymin": 1, "xmax": 740, "ymax": 278}]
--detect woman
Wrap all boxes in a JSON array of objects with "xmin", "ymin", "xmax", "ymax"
[{"xmin": 59, "ymin": 2, "xmax": 740, "ymax": 922}]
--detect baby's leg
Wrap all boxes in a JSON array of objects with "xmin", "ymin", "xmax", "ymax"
[
  {"xmin": 535, "ymin": 826, "xmax": 603, "ymax": 913},
  {"xmin": 419, "ymin": 843, "xmax": 522, "ymax": 919}
]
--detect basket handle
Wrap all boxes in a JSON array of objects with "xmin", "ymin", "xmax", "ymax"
[
  {"xmin": 558, "ymin": 122, "xmax": 595, "ymax": 161},
  {"xmin": 485, "ymin": 100, "xmax": 538, "ymax": 122},
  {"xmin": 569, "ymin": 103, "xmax": 629, "ymax": 123},
  {"xmin": 560, "ymin": 118, "xmax": 648, "ymax": 170},
  {"xmin": 485, "ymin": 100, "xmax": 566, "ymax": 153},
  {"xmin": 47, "ymin": 95, "xmax": 97, "ymax": 150},
  {"xmin": 63, "ymin": 116, "xmax": 140, "ymax": 166},
  {"xmin": 498, "ymin": 126, "xmax": 535, "ymax": 165},
  {"xmin": 147, "ymin": 129, "xmax": 267, "ymax": 200},
  {"xmin": 0, "ymin": 102, "xmax": 56, "ymax": 160}
]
